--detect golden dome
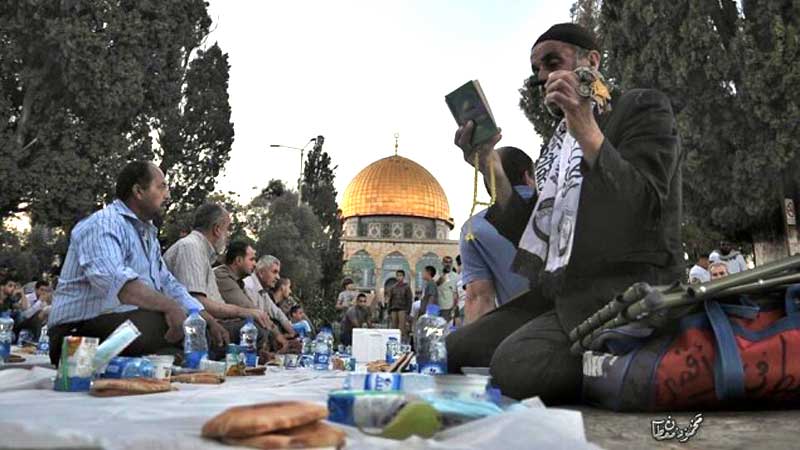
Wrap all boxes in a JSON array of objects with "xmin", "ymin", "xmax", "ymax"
[{"xmin": 341, "ymin": 155, "xmax": 453, "ymax": 227}]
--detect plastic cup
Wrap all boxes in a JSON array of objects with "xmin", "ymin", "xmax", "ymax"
[
  {"xmin": 146, "ymin": 354, "xmax": 175, "ymax": 380},
  {"xmin": 284, "ymin": 354, "xmax": 299, "ymax": 370},
  {"xmin": 274, "ymin": 354, "xmax": 285, "ymax": 367}
]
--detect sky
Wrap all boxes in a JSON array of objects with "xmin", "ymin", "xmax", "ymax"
[{"xmin": 207, "ymin": 1, "xmax": 573, "ymax": 238}]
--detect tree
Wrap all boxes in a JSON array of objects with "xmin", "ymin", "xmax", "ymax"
[
  {"xmin": 301, "ymin": 136, "xmax": 344, "ymax": 319},
  {"xmin": 519, "ymin": 0, "xmax": 800, "ymax": 260},
  {"xmin": 0, "ymin": 1, "xmax": 232, "ymax": 231},
  {"xmin": 599, "ymin": 0, "xmax": 800, "ymax": 254},
  {"xmin": 253, "ymin": 191, "xmax": 333, "ymax": 326}
]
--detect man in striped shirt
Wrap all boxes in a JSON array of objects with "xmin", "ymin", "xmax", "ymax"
[{"xmin": 47, "ymin": 161, "xmax": 229, "ymax": 365}]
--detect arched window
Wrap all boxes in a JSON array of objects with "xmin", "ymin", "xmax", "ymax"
[
  {"xmin": 343, "ymin": 250, "xmax": 376, "ymax": 289},
  {"xmin": 415, "ymin": 252, "xmax": 442, "ymax": 291}
]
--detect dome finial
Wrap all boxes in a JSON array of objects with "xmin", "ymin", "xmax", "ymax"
[{"xmin": 394, "ymin": 132, "xmax": 399, "ymax": 156}]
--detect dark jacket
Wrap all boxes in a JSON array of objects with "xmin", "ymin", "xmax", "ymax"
[
  {"xmin": 488, "ymin": 89, "xmax": 683, "ymax": 332},
  {"xmin": 387, "ymin": 281, "xmax": 413, "ymax": 312}
]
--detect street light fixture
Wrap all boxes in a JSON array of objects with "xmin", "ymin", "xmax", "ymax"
[{"xmin": 269, "ymin": 137, "xmax": 316, "ymax": 205}]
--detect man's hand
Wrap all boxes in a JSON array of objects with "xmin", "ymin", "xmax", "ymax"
[
  {"xmin": 454, "ymin": 121, "xmax": 503, "ymax": 167},
  {"xmin": 163, "ymin": 306, "xmax": 187, "ymax": 343},
  {"xmin": 245, "ymin": 308, "xmax": 273, "ymax": 330},
  {"xmin": 274, "ymin": 332, "xmax": 289, "ymax": 353},
  {"xmin": 205, "ymin": 316, "xmax": 230, "ymax": 348},
  {"xmin": 544, "ymin": 70, "xmax": 604, "ymax": 162}
]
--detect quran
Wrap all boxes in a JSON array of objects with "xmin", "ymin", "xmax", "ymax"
[{"xmin": 445, "ymin": 80, "xmax": 498, "ymax": 147}]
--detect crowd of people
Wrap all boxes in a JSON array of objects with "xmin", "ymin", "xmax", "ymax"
[
  {"xmin": 0, "ymin": 21, "xmax": 765, "ymax": 410},
  {"xmin": 0, "ymin": 161, "xmax": 313, "ymax": 365}
]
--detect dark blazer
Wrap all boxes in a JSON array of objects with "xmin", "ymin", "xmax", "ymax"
[{"xmin": 487, "ymin": 88, "xmax": 684, "ymax": 332}]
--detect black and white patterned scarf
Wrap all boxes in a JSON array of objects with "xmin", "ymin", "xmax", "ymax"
[{"xmin": 513, "ymin": 119, "xmax": 585, "ymax": 296}]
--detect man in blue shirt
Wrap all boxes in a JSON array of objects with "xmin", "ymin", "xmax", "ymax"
[
  {"xmin": 459, "ymin": 146, "xmax": 536, "ymax": 324},
  {"xmin": 47, "ymin": 161, "xmax": 229, "ymax": 364}
]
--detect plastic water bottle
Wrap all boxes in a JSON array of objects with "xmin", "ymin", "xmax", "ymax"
[
  {"xmin": 37, "ymin": 324, "xmax": 49, "ymax": 355},
  {"xmin": 17, "ymin": 329, "xmax": 33, "ymax": 346},
  {"xmin": 0, "ymin": 312, "xmax": 14, "ymax": 363},
  {"xmin": 183, "ymin": 308, "xmax": 208, "ymax": 369},
  {"xmin": 385, "ymin": 336, "xmax": 400, "ymax": 363},
  {"xmin": 414, "ymin": 304, "xmax": 448, "ymax": 375},
  {"xmin": 313, "ymin": 333, "xmax": 331, "ymax": 371},
  {"xmin": 239, "ymin": 317, "xmax": 258, "ymax": 367},
  {"xmin": 101, "ymin": 356, "xmax": 156, "ymax": 378},
  {"xmin": 321, "ymin": 327, "xmax": 334, "ymax": 350},
  {"xmin": 344, "ymin": 372, "xmax": 435, "ymax": 392}
]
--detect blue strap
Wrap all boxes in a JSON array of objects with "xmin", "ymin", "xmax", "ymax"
[
  {"xmin": 705, "ymin": 300, "xmax": 746, "ymax": 400},
  {"xmin": 785, "ymin": 285, "xmax": 800, "ymax": 316},
  {"xmin": 719, "ymin": 303, "xmax": 760, "ymax": 320}
]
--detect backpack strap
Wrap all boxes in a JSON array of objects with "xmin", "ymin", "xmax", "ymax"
[{"xmin": 705, "ymin": 300, "xmax": 746, "ymax": 400}]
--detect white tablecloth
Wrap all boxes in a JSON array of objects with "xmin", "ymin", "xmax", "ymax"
[{"xmin": 0, "ymin": 367, "xmax": 601, "ymax": 450}]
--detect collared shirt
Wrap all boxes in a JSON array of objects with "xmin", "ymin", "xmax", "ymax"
[
  {"xmin": 48, "ymin": 200, "xmax": 203, "ymax": 327},
  {"xmin": 243, "ymin": 274, "xmax": 294, "ymax": 331},
  {"xmin": 214, "ymin": 264, "xmax": 256, "ymax": 309},
  {"xmin": 436, "ymin": 271, "xmax": 457, "ymax": 310},
  {"xmin": 459, "ymin": 185, "xmax": 534, "ymax": 305},
  {"xmin": 163, "ymin": 230, "xmax": 223, "ymax": 303}
]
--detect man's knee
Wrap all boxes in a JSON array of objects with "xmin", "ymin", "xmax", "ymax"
[{"xmin": 490, "ymin": 338, "xmax": 582, "ymax": 404}]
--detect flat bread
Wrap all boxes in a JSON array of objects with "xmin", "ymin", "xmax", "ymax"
[
  {"xmin": 202, "ymin": 401, "xmax": 329, "ymax": 439},
  {"xmin": 244, "ymin": 366, "xmax": 266, "ymax": 376},
  {"xmin": 90, "ymin": 378, "xmax": 174, "ymax": 397},
  {"xmin": 221, "ymin": 421, "xmax": 346, "ymax": 449},
  {"xmin": 171, "ymin": 372, "xmax": 225, "ymax": 384}
]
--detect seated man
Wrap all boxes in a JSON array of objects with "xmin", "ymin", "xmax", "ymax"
[
  {"xmin": 243, "ymin": 255, "xmax": 296, "ymax": 337},
  {"xmin": 164, "ymin": 204, "xmax": 269, "ymax": 359},
  {"xmin": 48, "ymin": 161, "xmax": 228, "ymax": 364},
  {"xmin": 340, "ymin": 293, "xmax": 371, "ymax": 347},
  {"xmin": 459, "ymin": 147, "xmax": 536, "ymax": 324},
  {"xmin": 1, "ymin": 275, "xmax": 28, "ymax": 323},
  {"xmin": 271, "ymin": 278, "xmax": 296, "ymax": 318},
  {"xmin": 688, "ymin": 255, "xmax": 711, "ymax": 284},
  {"xmin": 289, "ymin": 305, "xmax": 313, "ymax": 338},
  {"xmin": 709, "ymin": 261, "xmax": 729, "ymax": 280},
  {"xmin": 447, "ymin": 23, "xmax": 682, "ymax": 403},
  {"xmin": 214, "ymin": 241, "xmax": 282, "ymax": 351},
  {"xmin": 709, "ymin": 240, "xmax": 747, "ymax": 274},
  {"xmin": 18, "ymin": 280, "xmax": 53, "ymax": 339}
]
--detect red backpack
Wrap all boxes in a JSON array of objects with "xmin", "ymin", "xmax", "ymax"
[{"xmin": 582, "ymin": 285, "xmax": 800, "ymax": 411}]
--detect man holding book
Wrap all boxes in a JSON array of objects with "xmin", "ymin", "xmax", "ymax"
[{"xmin": 445, "ymin": 23, "xmax": 683, "ymax": 404}]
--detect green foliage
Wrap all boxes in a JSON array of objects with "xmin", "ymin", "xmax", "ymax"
[
  {"xmin": 301, "ymin": 136, "xmax": 343, "ymax": 325},
  {"xmin": 253, "ymin": 191, "xmax": 328, "ymax": 324},
  {"xmin": 599, "ymin": 0, "xmax": 800, "ymax": 239},
  {"xmin": 0, "ymin": 1, "xmax": 232, "ymax": 233},
  {"xmin": 521, "ymin": 0, "xmax": 800, "ymax": 250},
  {"xmin": 0, "ymin": 224, "xmax": 65, "ymax": 282}
]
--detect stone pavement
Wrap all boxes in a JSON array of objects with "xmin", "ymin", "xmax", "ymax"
[{"xmin": 574, "ymin": 406, "xmax": 800, "ymax": 450}]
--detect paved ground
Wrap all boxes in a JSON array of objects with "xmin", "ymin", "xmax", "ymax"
[{"xmin": 573, "ymin": 407, "xmax": 800, "ymax": 449}]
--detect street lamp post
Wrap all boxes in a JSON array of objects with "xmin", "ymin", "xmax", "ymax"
[{"xmin": 269, "ymin": 137, "xmax": 316, "ymax": 205}]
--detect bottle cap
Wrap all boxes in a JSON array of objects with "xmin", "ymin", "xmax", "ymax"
[
  {"xmin": 426, "ymin": 304, "xmax": 441, "ymax": 316},
  {"xmin": 188, "ymin": 308, "xmax": 200, "ymax": 315},
  {"xmin": 245, "ymin": 316, "xmax": 254, "ymax": 324}
]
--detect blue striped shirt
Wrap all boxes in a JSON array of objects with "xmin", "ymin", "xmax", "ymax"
[{"xmin": 48, "ymin": 200, "xmax": 203, "ymax": 327}]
